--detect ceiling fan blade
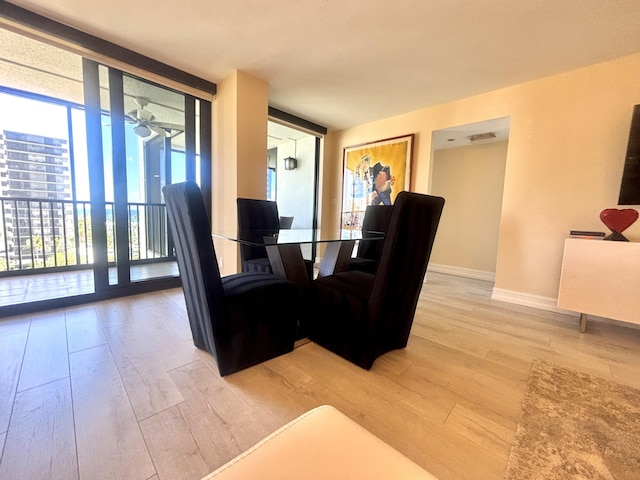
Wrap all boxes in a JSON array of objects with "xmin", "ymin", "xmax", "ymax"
[
  {"xmin": 153, "ymin": 121, "xmax": 184, "ymax": 131},
  {"xmin": 124, "ymin": 114, "xmax": 138, "ymax": 124},
  {"xmin": 149, "ymin": 124, "xmax": 171, "ymax": 137}
]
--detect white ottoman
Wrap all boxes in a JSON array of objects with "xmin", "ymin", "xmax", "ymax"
[{"xmin": 203, "ymin": 405, "xmax": 438, "ymax": 480}]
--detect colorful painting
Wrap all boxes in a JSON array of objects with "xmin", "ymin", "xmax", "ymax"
[{"xmin": 341, "ymin": 134, "xmax": 413, "ymax": 230}]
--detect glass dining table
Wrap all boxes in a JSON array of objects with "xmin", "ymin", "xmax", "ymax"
[
  {"xmin": 213, "ymin": 228, "xmax": 384, "ymax": 337},
  {"xmin": 212, "ymin": 228, "xmax": 384, "ymax": 285}
]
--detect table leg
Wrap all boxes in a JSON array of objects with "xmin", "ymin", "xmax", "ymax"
[
  {"xmin": 579, "ymin": 313, "xmax": 588, "ymax": 333},
  {"xmin": 317, "ymin": 240, "xmax": 355, "ymax": 278},
  {"xmin": 266, "ymin": 244, "xmax": 310, "ymax": 288}
]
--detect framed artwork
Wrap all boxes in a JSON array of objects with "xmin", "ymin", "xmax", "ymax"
[{"xmin": 341, "ymin": 134, "xmax": 414, "ymax": 230}]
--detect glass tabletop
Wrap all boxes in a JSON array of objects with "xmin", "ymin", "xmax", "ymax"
[{"xmin": 212, "ymin": 228, "xmax": 384, "ymax": 247}]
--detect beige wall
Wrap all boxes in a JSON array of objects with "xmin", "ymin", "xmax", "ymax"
[
  {"xmin": 324, "ymin": 52, "xmax": 640, "ymax": 301},
  {"xmin": 430, "ymin": 141, "xmax": 508, "ymax": 275},
  {"xmin": 212, "ymin": 70, "xmax": 269, "ymax": 275}
]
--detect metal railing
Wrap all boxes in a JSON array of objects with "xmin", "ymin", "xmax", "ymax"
[{"xmin": 0, "ymin": 197, "xmax": 172, "ymax": 273}]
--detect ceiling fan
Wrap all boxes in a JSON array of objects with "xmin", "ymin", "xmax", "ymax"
[{"xmin": 125, "ymin": 97, "xmax": 183, "ymax": 138}]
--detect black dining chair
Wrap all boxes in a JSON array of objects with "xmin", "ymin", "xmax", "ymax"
[
  {"xmin": 279, "ymin": 216, "xmax": 294, "ymax": 229},
  {"xmin": 309, "ymin": 192, "xmax": 445, "ymax": 370},
  {"xmin": 163, "ymin": 182, "xmax": 299, "ymax": 376},
  {"xmin": 238, "ymin": 198, "xmax": 314, "ymax": 281},
  {"xmin": 236, "ymin": 198, "xmax": 280, "ymax": 273},
  {"xmin": 348, "ymin": 205, "xmax": 393, "ymax": 274}
]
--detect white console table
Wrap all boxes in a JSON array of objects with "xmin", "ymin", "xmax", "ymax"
[{"xmin": 557, "ymin": 238, "xmax": 640, "ymax": 332}]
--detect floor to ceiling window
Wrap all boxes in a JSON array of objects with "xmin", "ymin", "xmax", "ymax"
[{"xmin": 0, "ymin": 22, "xmax": 213, "ymax": 314}]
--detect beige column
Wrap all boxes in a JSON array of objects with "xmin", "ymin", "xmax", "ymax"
[{"xmin": 212, "ymin": 70, "xmax": 269, "ymax": 275}]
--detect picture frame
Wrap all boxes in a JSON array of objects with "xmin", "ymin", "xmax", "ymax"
[{"xmin": 341, "ymin": 134, "xmax": 414, "ymax": 230}]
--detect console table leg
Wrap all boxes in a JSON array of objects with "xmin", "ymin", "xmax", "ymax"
[{"xmin": 579, "ymin": 313, "xmax": 588, "ymax": 333}]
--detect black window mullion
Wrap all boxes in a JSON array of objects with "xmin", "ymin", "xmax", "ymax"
[
  {"xmin": 82, "ymin": 58, "xmax": 109, "ymax": 291},
  {"xmin": 107, "ymin": 69, "xmax": 131, "ymax": 285},
  {"xmin": 311, "ymin": 136, "xmax": 321, "ymax": 262},
  {"xmin": 184, "ymin": 97, "xmax": 196, "ymax": 182},
  {"xmin": 199, "ymin": 99, "xmax": 212, "ymax": 219}
]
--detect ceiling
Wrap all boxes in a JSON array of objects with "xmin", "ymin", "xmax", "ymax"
[
  {"xmin": 5, "ymin": 0, "xmax": 640, "ymax": 133},
  {"xmin": 431, "ymin": 116, "xmax": 510, "ymax": 151}
]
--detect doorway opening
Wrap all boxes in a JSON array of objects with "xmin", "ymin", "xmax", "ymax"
[
  {"xmin": 267, "ymin": 119, "xmax": 322, "ymax": 261},
  {"xmin": 429, "ymin": 117, "xmax": 510, "ymax": 281}
]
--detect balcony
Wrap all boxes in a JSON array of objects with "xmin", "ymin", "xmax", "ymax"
[{"xmin": 0, "ymin": 196, "xmax": 178, "ymax": 306}]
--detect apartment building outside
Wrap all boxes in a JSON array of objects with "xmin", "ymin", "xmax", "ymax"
[{"xmin": 0, "ymin": 129, "xmax": 75, "ymax": 270}]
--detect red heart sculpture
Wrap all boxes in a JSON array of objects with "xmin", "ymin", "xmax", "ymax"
[{"xmin": 600, "ymin": 208, "xmax": 639, "ymax": 233}]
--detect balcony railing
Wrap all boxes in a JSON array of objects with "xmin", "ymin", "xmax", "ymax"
[{"xmin": 0, "ymin": 196, "xmax": 172, "ymax": 273}]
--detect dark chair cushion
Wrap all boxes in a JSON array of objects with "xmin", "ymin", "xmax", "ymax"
[
  {"xmin": 346, "ymin": 257, "xmax": 377, "ymax": 275},
  {"xmin": 221, "ymin": 272, "xmax": 298, "ymax": 374}
]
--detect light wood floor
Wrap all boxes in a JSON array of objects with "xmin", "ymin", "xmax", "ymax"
[{"xmin": 1, "ymin": 272, "xmax": 639, "ymax": 480}]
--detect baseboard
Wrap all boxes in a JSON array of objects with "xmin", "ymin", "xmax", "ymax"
[
  {"xmin": 428, "ymin": 263, "xmax": 495, "ymax": 282},
  {"xmin": 490, "ymin": 287, "xmax": 577, "ymax": 316}
]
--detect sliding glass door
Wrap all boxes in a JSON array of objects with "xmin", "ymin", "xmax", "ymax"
[
  {"xmin": 0, "ymin": 23, "xmax": 212, "ymax": 314},
  {"xmin": 83, "ymin": 60, "xmax": 211, "ymax": 291}
]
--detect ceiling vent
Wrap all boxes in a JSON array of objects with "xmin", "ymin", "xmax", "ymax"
[{"xmin": 468, "ymin": 132, "xmax": 496, "ymax": 142}]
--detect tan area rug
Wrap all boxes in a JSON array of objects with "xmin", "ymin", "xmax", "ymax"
[{"xmin": 504, "ymin": 360, "xmax": 640, "ymax": 480}]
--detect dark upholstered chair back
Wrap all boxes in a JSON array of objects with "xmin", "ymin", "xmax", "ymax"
[
  {"xmin": 369, "ymin": 192, "xmax": 445, "ymax": 351},
  {"xmin": 164, "ymin": 183, "xmax": 299, "ymax": 376},
  {"xmin": 163, "ymin": 181, "xmax": 225, "ymax": 357},
  {"xmin": 310, "ymin": 191, "xmax": 444, "ymax": 369},
  {"xmin": 237, "ymin": 198, "xmax": 280, "ymax": 271},
  {"xmin": 356, "ymin": 205, "xmax": 393, "ymax": 260}
]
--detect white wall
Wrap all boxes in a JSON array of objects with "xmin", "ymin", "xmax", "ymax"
[{"xmin": 276, "ymin": 136, "xmax": 316, "ymax": 228}]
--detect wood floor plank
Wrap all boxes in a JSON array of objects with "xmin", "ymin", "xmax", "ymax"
[
  {"xmin": 65, "ymin": 305, "xmax": 106, "ymax": 353},
  {"xmin": 101, "ymin": 313, "xmax": 197, "ymax": 420},
  {"xmin": 18, "ymin": 311, "xmax": 68, "ymax": 392},
  {"xmin": 147, "ymin": 300, "xmax": 192, "ymax": 342},
  {"xmin": 0, "ymin": 332, "xmax": 27, "ymax": 433},
  {"xmin": 70, "ymin": 344, "xmax": 156, "ymax": 480},
  {"xmin": 169, "ymin": 360, "xmax": 273, "ymax": 456},
  {"xmin": 0, "ymin": 378, "xmax": 77, "ymax": 480},
  {"xmin": 175, "ymin": 401, "xmax": 238, "ymax": 471},
  {"xmin": 443, "ymin": 403, "xmax": 513, "ymax": 461},
  {"xmin": 93, "ymin": 293, "xmax": 163, "ymax": 328},
  {"xmin": 0, "ymin": 314, "xmax": 31, "ymax": 337},
  {"xmin": 139, "ymin": 405, "xmax": 214, "ymax": 480},
  {"xmin": 222, "ymin": 361, "xmax": 309, "ymax": 427}
]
